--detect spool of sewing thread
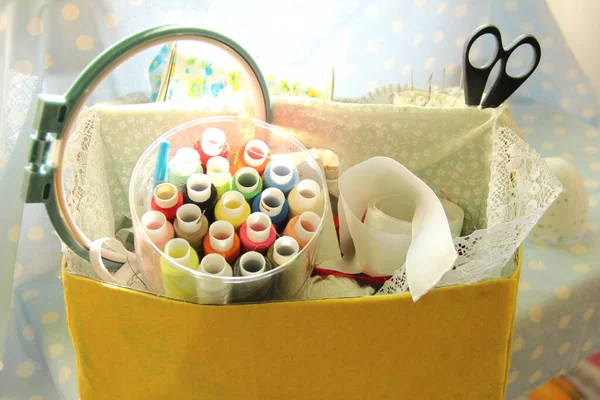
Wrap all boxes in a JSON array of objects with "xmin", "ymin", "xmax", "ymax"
[
  {"xmin": 173, "ymin": 204, "xmax": 209, "ymax": 254},
  {"xmin": 160, "ymin": 238, "xmax": 200, "ymax": 302},
  {"xmin": 152, "ymin": 140, "xmax": 170, "ymax": 188},
  {"xmin": 203, "ymin": 220, "xmax": 241, "ymax": 264},
  {"xmin": 214, "ymin": 190, "xmax": 251, "ymax": 231},
  {"xmin": 287, "ymin": 179, "xmax": 324, "ymax": 218},
  {"xmin": 283, "ymin": 211, "xmax": 320, "ymax": 249},
  {"xmin": 183, "ymin": 173, "xmax": 218, "ymax": 222},
  {"xmin": 167, "ymin": 147, "xmax": 203, "ymax": 190},
  {"xmin": 140, "ymin": 210, "xmax": 174, "ymax": 251},
  {"xmin": 239, "ymin": 212, "xmax": 277, "ymax": 254},
  {"xmin": 206, "ymin": 156, "xmax": 232, "ymax": 200},
  {"xmin": 232, "ymin": 139, "xmax": 271, "ymax": 174},
  {"xmin": 251, "ymin": 187, "xmax": 289, "ymax": 231},
  {"xmin": 194, "ymin": 127, "xmax": 230, "ymax": 170},
  {"xmin": 231, "ymin": 167, "xmax": 263, "ymax": 203},
  {"xmin": 196, "ymin": 253, "xmax": 233, "ymax": 305},
  {"xmin": 263, "ymin": 159, "xmax": 299, "ymax": 195},
  {"xmin": 232, "ymin": 251, "xmax": 274, "ymax": 303},
  {"xmin": 267, "ymin": 236, "xmax": 300, "ymax": 267},
  {"xmin": 150, "ymin": 183, "xmax": 184, "ymax": 222}
]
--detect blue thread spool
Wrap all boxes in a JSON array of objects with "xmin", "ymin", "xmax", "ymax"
[
  {"xmin": 263, "ymin": 160, "xmax": 299, "ymax": 195},
  {"xmin": 252, "ymin": 187, "xmax": 289, "ymax": 231}
]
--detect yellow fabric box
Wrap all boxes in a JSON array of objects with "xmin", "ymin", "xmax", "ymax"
[{"xmin": 63, "ymin": 251, "xmax": 520, "ymax": 400}]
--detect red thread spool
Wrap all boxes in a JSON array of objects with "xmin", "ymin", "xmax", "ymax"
[
  {"xmin": 150, "ymin": 183, "xmax": 184, "ymax": 222},
  {"xmin": 239, "ymin": 212, "xmax": 277, "ymax": 255},
  {"xmin": 203, "ymin": 220, "xmax": 241, "ymax": 264},
  {"xmin": 194, "ymin": 127, "xmax": 230, "ymax": 169},
  {"xmin": 232, "ymin": 139, "xmax": 270, "ymax": 174}
]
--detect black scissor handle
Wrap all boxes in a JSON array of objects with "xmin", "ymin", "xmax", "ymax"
[
  {"xmin": 481, "ymin": 34, "xmax": 542, "ymax": 108},
  {"xmin": 463, "ymin": 25, "xmax": 504, "ymax": 106}
]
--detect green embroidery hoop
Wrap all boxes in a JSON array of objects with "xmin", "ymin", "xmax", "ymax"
[{"xmin": 21, "ymin": 25, "xmax": 272, "ymax": 269}]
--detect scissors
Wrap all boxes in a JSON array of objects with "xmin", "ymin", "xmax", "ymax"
[{"xmin": 463, "ymin": 24, "xmax": 542, "ymax": 108}]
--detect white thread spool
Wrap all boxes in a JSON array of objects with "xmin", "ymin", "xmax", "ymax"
[
  {"xmin": 239, "ymin": 251, "xmax": 267, "ymax": 276},
  {"xmin": 201, "ymin": 128, "xmax": 227, "ymax": 156},
  {"xmin": 269, "ymin": 160, "xmax": 294, "ymax": 185},
  {"xmin": 220, "ymin": 191, "xmax": 245, "ymax": 220},
  {"xmin": 141, "ymin": 210, "xmax": 171, "ymax": 245},
  {"xmin": 259, "ymin": 188, "xmax": 285, "ymax": 217},
  {"xmin": 272, "ymin": 236, "xmax": 300, "ymax": 266},
  {"xmin": 295, "ymin": 211, "xmax": 320, "ymax": 242},
  {"xmin": 243, "ymin": 139, "xmax": 269, "ymax": 167},
  {"xmin": 153, "ymin": 183, "xmax": 178, "ymax": 208},
  {"xmin": 209, "ymin": 220, "xmax": 235, "ymax": 252},
  {"xmin": 186, "ymin": 174, "xmax": 212, "ymax": 203},
  {"xmin": 176, "ymin": 204, "xmax": 202, "ymax": 234},
  {"xmin": 197, "ymin": 253, "xmax": 233, "ymax": 305},
  {"xmin": 164, "ymin": 238, "xmax": 192, "ymax": 265},
  {"xmin": 234, "ymin": 167, "xmax": 260, "ymax": 194},
  {"xmin": 246, "ymin": 212, "xmax": 272, "ymax": 243},
  {"xmin": 206, "ymin": 156, "xmax": 231, "ymax": 186}
]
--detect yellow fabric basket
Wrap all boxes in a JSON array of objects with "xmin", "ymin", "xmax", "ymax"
[{"xmin": 63, "ymin": 250, "xmax": 520, "ymax": 400}]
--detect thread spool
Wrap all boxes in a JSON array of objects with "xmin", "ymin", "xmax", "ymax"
[
  {"xmin": 183, "ymin": 173, "xmax": 218, "ymax": 222},
  {"xmin": 231, "ymin": 167, "xmax": 263, "ymax": 203},
  {"xmin": 283, "ymin": 211, "xmax": 320, "ymax": 249},
  {"xmin": 167, "ymin": 147, "xmax": 203, "ymax": 190},
  {"xmin": 160, "ymin": 238, "xmax": 200, "ymax": 302},
  {"xmin": 203, "ymin": 220, "xmax": 241, "ymax": 264},
  {"xmin": 251, "ymin": 188, "xmax": 289, "ymax": 231},
  {"xmin": 197, "ymin": 253, "xmax": 233, "ymax": 305},
  {"xmin": 263, "ymin": 159, "xmax": 299, "ymax": 195},
  {"xmin": 206, "ymin": 156, "xmax": 232, "ymax": 200},
  {"xmin": 288, "ymin": 179, "xmax": 324, "ymax": 218},
  {"xmin": 173, "ymin": 204, "xmax": 209, "ymax": 253},
  {"xmin": 140, "ymin": 210, "xmax": 174, "ymax": 251},
  {"xmin": 214, "ymin": 190, "xmax": 251, "ymax": 231},
  {"xmin": 150, "ymin": 183, "xmax": 184, "ymax": 222},
  {"xmin": 267, "ymin": 236, "xmax": 300, "ymax": 267},
  {"xmin": 194, "ymin": 127, "xmax": 230, "ymax": 170},
  {"xmin": 231, "ymin": 251, "xmax": 274, "ymax": 303},
  {"xmin": 239, "ymin": 212, "xmax": 277, "ymax": 254},
  {"xmin": 232, "ymin": 139, "xmax": 270, "ymax": 174}
]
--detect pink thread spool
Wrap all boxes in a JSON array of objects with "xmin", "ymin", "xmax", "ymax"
[
  {"xmin": 239, "ymin": 212, "xmax": 277, "ymax": 255},
  {"xmin": 141, "ymin": 210, "xmax": 174, "ymax": 251}
]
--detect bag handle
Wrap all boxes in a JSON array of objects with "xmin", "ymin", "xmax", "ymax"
[{"xmin": 22, "ymin": 25, "xmax": 272, "ymax": 269}]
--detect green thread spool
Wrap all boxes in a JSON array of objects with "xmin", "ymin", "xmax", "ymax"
[
  {"xmin": 231, "ymin": 166, "xmax": 263, "ymax": 203},
  {"xmin": 167, "ymin": 147, "xmax": 203, "ymax": 190},
  {"xmin": 161, "ymin": 238, "xmax": 200, "ymax": 302}
]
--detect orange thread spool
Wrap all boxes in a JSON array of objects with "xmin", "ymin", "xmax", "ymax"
[{"xmin": 232, "ymin": 139, "xmax": 271, "ymax": 174}]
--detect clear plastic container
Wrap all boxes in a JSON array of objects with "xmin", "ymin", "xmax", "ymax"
[{"xmin": 129, "ymin": 116, "xmax": 328, "ymax": 304}]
